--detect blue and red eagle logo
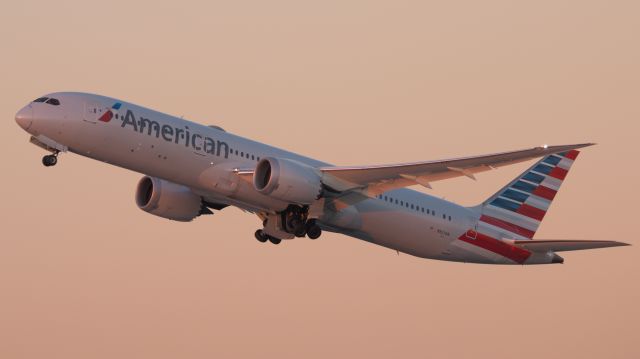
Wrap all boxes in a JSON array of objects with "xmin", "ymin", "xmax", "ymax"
[{"xmin": 98, "ymin": 102, "xmax": 122, "ymax": 122}]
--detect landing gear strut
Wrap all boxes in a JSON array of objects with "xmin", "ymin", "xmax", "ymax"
[
  {"xmin": 283, "ymin": 205, "xmax": 306, "ymax": 237},
  {"xmin": 42, "ymin": 153, "xmax": 58, "ymax": 167}
]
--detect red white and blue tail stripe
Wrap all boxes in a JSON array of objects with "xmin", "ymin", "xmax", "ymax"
[
  {"xmin": 453, "ymin": 148, "xmax": 626, "ymax": 264},
  {"xmin": 477, "ymin": 150, "xmax": 580, "ymax": 241}
]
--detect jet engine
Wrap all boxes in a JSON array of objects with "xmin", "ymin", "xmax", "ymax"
[
  {"xmin": 253, "ymin": 157, "xmax": 322, "ymax": 204},
  {"xmin": 135, "ymin": 176, "xmax": 205, "ymax": 222}
]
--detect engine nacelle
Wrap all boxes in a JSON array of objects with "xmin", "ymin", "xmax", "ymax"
[
  {"xmin": 253, "ymin": 157, "xmax": 322, "ymax": 205},
  {"xmin": 135, "ymin": 176, "xmax": 203, "ymax": 222}
]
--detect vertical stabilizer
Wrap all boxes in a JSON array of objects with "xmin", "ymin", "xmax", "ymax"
[{"xmin": 476, "ymin": 150, "xmax": 580, "ymax": 240}]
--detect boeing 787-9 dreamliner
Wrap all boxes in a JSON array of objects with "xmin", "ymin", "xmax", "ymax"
[{"xmin": 15, "ymin": 92, "xmax": 629, "ymax": 264}]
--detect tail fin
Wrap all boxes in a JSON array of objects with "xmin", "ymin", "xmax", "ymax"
[{"xmin": 476, "ymin": 150, "xmax": 580, "ymax": 240}]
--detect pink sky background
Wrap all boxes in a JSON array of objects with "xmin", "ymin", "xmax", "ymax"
[{"xmin": 1, "ymin": 1, "xmax": 638, "ymax": 358}]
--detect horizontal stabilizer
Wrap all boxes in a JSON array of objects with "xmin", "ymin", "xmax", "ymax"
[{"xmin": 514, "ymin": 240, "xmax": 630, "ymax": 252}]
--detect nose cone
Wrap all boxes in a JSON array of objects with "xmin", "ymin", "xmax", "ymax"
[{"xmin": 15, "ymin": 105, "xmax": 33, "ymax": 131}]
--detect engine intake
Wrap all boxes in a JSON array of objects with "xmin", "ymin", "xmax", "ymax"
[
  {"xmin": 135, "ymin": 176, "xmax": 204, "ymax": 222},
  {"xmin": 253, "ymin": 157, "xmax": 322, "ymax": 205}
]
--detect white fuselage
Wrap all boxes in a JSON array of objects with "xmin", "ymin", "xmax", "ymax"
[{"xmin": 15, "ymin": 92, "xmax": 513, "ymax": 264}]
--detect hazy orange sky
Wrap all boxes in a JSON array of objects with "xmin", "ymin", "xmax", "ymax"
[{"xmin": 1, "ymin": 1, "xmax": 639, "ymax": 358}]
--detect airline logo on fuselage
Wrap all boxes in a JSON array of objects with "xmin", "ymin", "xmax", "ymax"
[
  {"xmin": 104, "ymin": 102, "xmax": 229, "ymax": 158},
  {"xmin": 98, "ymin": 102, "xmax": 121, "ymax": 122}
]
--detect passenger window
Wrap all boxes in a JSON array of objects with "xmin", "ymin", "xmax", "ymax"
[{"xmin": 251, "ymin": 155, "xmax": 255, "ymax": 160}]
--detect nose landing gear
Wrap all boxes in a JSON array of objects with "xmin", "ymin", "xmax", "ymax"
[{"xmin": 42, "ymin": 152, "xmax": 58, "ymax": 167}]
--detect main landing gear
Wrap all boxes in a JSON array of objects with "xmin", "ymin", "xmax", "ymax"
[
  {"xmin": 42, "ymin": 152, "xmax": 59, "ymax": 167},
  {"xmin": 306, "ymin": 220, "xmax": 322, "ymax": 240},
  {"xmin": 255, "ymin": 205, "xmax": 323, "ymax": 245},
  {"xmin": 282, "ymin": 205, "xmax": 322, "ymax": 240},
  {"xmin": 254, "ymin": 229, "xmax": 282, "ymax": 244}
]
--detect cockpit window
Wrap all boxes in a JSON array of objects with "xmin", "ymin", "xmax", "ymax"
[
  {"xmin": 45, "ymin": 98, "xmax": 60, "ymax": 106},
  {"xmin": 33, "ymin": 97, "xmax": 48, "ymax": 103}
]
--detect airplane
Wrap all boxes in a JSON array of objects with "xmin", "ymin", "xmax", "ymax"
[{"xmin": 14, "ymin": 92, "xmax": 629, "ymax": 265}]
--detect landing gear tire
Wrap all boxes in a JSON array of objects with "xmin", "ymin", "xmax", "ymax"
[
  {"xmin": 268, "ymin": 236, "xmax": 282, "ymax": 245},
  {"xmin": 307, "ymin": 225, "xmax": 322, "ymax": 240},
  {"xmin": 42, "ymin": 154, "xmax": 57, "ymax": 167},
  {"xmin": 254, "ymin": 229, "xmax": 268, "ymax": 243},
  {"xmin": 293, "ymin": 223, "xmax": 307, "ymax": 238},
  {"xmin": 286, "ymin": 217, "xmax": 303, "ymax": 233}
]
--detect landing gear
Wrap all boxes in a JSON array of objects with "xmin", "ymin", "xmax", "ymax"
[
  {"xmin": 306, "ymin": 220, "xmax": 322, "ymax": 240},
  {"xmin": 254, "ymin": 229, "xmax": 282, "ymax": 245},
  {"xmin": 42, "ymin": 153, "xmax": 58, "ymax": 167},
  {"xmin": 256, "ymin": 205, "xmax": 323, "ymax": 245},
  {"xmin": 293, "ymin": 221, "xmax": 307, "ymax": 238},
  {"xmin": 281, "ymin": 205, "xmax": 323, "ymax": 239},
  {"xmin": 254, "ymin": 229, "xmax": 268, "ymax": 243},
  {"xmin": 284, "ymin": 206, "xmax": 305, "ymax": 236}
]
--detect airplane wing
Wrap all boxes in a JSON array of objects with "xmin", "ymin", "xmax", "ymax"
[
  {"xmin": 513, "ymin": 240, "xmax": 630, "ymax": 252},
  {"xmin": 319, "ymin": 143, "xmax": 594, "ymax": 197}
]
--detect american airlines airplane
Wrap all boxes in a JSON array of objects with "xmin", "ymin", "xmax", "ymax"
[{"xmin": 15, "ymin": 92, "xmax": 628, "ymax": 264}]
